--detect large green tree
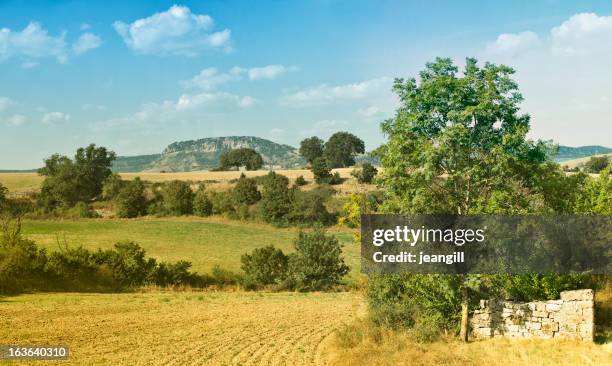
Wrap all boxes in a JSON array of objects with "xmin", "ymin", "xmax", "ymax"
[
  {"xmin": 323, "ymin": 132, "xmax": 365, "ymax": 168},
  {"xmin": 38, "ymin": 144, "xmax": 116, "ymax": 209},
  {"xmin": 299, "ymin": 136, "xmax": 324, "ymax": 164},
  {"xmin": 377, "ymin": 57, "xmax": 559, "ymax": 341},
  {"xmin": 218, "ymin": 148, "xmax": 264, "ymax": 171}
]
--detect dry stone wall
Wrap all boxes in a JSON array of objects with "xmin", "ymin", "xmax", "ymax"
[{"xmin": 470, "ymin": 289, "xmax": 594, "ymax": 341}]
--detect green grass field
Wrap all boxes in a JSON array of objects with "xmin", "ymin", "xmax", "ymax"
[{"xmin": 20, "ymin": 217, "xmax": 361, "ymax": 280}]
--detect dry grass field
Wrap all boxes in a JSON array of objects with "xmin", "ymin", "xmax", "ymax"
[
  {"xmin": 0, "ymin": 291, "xmax": 363, "ymax": 366},
  {"xmin": 0, "ymin": 168, "xmax": 376, "ymax": 197},
  {"xmin": 559, "ymin": 153, "xmax": 612, "ymax": 170}
]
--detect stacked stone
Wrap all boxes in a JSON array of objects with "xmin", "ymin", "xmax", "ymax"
[{"xmin": 470, "ymin": 289, "xmax": 594, "ymax": 341}]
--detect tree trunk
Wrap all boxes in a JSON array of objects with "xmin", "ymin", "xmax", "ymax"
[{"xmin": 459, "ymin": 286, "xmax": 469, "ymax": 342}]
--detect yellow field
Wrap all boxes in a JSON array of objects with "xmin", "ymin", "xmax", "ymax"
[
  {"xmin": 0, "ymin": 168, "xmax": 376, "ymax": 196},
  {"xmin": 0, "ymin": 291, "xmax": 363, "ymax": 366}
]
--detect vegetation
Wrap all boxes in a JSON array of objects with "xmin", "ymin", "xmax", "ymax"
[
  {"xmin": 158, "ymin": 180, "xmax": 194, "ymax": 216},
  {"xmin": 299, "ymin": 136, "xmax": 325, "ymax": 164},
  {"xmin": 38, "ymin": 144, "xmax": 116, "ymax": 210},
  {"xmin": 584, "ymin": 155, "xmax": 610, "ymax": 173},
  {"xmin": 324, "ymin": 132, "xmax": 365, "ymax": 168},
  {"xmin": 350, "ymin": 162, "xmax": 378, "ymax": 184},
  {"xmin": 231, "ymin": 174, "xmax": 261, "ymax": 205},
  {"xmin": 218, "ymin": 148, "xmax": 264, "ymax": 171},
  {"xmin": 241, "ymin": 245, "xmax": 288, "ymax": 285},
  {"xmin": 259, "ymin": 171, "xmax": 292, "ymax": 224},
  {"xmin": 192, "ymin": 185, "xmax": 213, "ymax": 217},
  {"xmin": 372, "ymin": 57, "xmax": 608, "ymax": 341},
  {"xmin": 115, "ymin": 177, "xmax": 147, "ymax": 218},
  {"xmin": 311, "ymin": 156, "xmax": 332, "ymax": 184}
]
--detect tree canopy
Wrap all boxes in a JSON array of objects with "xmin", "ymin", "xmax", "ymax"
[
  {"xmin": 218, "ymin": 148, "xmax": 264, "ymax": 171},
  {"xmin": 299, "ymin": 136, "xmax": 324, "ymax": 164},
  {"xmin": 38, "ymin": 144, "xmax": 116, "ymax": 209},
  {"xmin": 323, "ymin": 132, "xmax": 365, "ymax": 168}
]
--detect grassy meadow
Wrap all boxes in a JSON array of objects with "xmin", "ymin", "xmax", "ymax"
[{"xmin": 20, "ymin": 217, "xmax": 361, "ymax": 280}]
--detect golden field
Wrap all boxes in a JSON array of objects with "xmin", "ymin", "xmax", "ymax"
[
  {"xmin": 0, "ymin": 168, "xmax": 376, "ymax": 197},
  {"xmin": 1, "ymin": 291, "xmax": 609, "ymax": 366},
  {"xmin": 0, "ymin": 291, "xmax": 362, "ymax": 366}
]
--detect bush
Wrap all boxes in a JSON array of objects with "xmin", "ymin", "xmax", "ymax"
[
  {"xmin": 102, "ymin": 173, "xmax": 126, "ymax": 200},
  {"xmin": 259, "ymin": 172, "xmax": 291, "ymax": 224},
  {"xmin": 241, "ymin": 245, "xmax": 289, "ymax": 285},
  {"xmin": 93, "ymin": 241, "xmax": 157, "ymax": 286},
  {"xmin": 66, "ymin": 201, "xmax": 98, "ymax": 218},
  {"xmin": 294, "ymin": 175, "xmax": 308, "ymax": 186},
  {"xmin": 286, "ymin": 229, "xmax": 349, "ymax": 291},
  {"xmin": 584, "ymin": 156, "xmax": 610, "ymax": 173},
  {"xmin": 339, "ymin": 193, "xmax": 379, "ymax": 228},
  {"xmin": 329, "ymin": 171, "xmax": 343, "ymax": 185},
  {"xmin": 287, "ymin": 187, "xmax": 334, "ymax": 226},
  {"xmin": 115, "ymin": 178, "xmax": 147, "ymax": 218},
  {"xmin": 351, "ymin": 162, "xmax": 378, "ymax": 184},
  {"xmin": 232, "ymin": 174, "xmax": 261, "ymax": 205},
  {"xmin": 161, "ymin": 180, "xmax": 194, "ymax": 215},
  {"xmin": 193, "ymin": 187, "xmax": 213, "ymax": 217},
  {"xmin": 311, "ymin": 157, "xmax": 332, "ymax": 184},
  {"xmin": 218, "ymin": 148, "xmax": 264, "ymax": 171},
  {"xmin": 209, "ymin": 191, "xmax": 235, "ymax": 215}
]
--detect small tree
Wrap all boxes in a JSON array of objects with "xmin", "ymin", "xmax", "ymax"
[
  {"xmin": 294, "ymin": 175, "xmax": 308, "ymax": 186},
  {"xmin": 115, "ymin": 178, "xmax": 147, "ymax": 218},
  {"xmin": 351, "ymin": 162, "xmax": 378, "ymax": 183},
  {"xmin": 0, "ymin": 183, "xmax": 7, "ymax": 208},
  {"xmin": 241, "ymin": 245, "xmax": 289, "ymax": 285},
  {"xmin": 259, "ymin": 172, "xmax": 291, "ymax": 223},
  {"xmin": 193, "ymin": 186, "xmax": 213, "ymax": 217},
  {"xmin": 584, "ymin": 156, "xmax": 609, "ymax": 173},
  {"xmin": 287, "ymin": 229, "xmax": 349, "ymax": 291},
  {"xmin": 161, "ymin": 180, "xmax": 194, "ymax": 216},
  {"xmin": 299, "ymin": 136, "xmax": 324, "ymax": 164},
  {"xmin": 311, "ymin": 157, "xmax": 332, "ymax": 184},
  {"xmin": 102, "ymin": 173, "xmax": 126, "ymax": 200},
  {"xmin": 232, "ymin": 174, "xmax": 261, "ymax": 205},
  {"xmin": 323, "ymin": 132, "xmax": 365, "ymax": 168}
]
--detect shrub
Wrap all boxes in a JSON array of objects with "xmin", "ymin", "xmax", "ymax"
[
  {"xmin": 351, "ymin": 162, "xmax": 378, "ymax": 184},
  {"xmin": 232, "ymin": 174, "xmax": 261, "ymax": 205},
  {"xmin": 149, "ymin": 260, "xmax": 200, "ymax": 287},
  {"xmin": 115, "ymin": 178, "xmax": 147, "ymax": 218},
  {"xmin": 287, "ymin": 187, "xmax": 334, "ymax": 226},
  {"xmin": 311, "ymin": 157, "xmax": 332, "ymax": 184},
  {"xmin": 241, "ymin": 245, "xmax": 289, "ymax": 285},
  {"xmin": 339, "ymin": 193, "xmax": 379, "ymax": 228},
  {"xmin": 193, "ymin": 188, "xmax": 213, "ymax": 217},
  {"xmin": 286, "ymin": 229, "xmax": 349, "ymax": 291},
  {"xmin": 161, "ymin": 180, "xmax": 194, "ymax": 215},
  {"xmin": 93, "ymin": 241, "xmax": 157, "ymax": 286},
  {"xmin": 102, "ymin": 173, "xmax": 126, "ymax": 200},
  {"xmin": 329, "ymin": 171, "xmax": 343, "ymax": 185},
  {"xmin": 259, "ymin": 172, "xmax": 291, "ymax": 224},
  {"xmin": 209, "ymin": 191, "xmax": 235, "ymax": 215},
  {"xmin": 0, "ymin": 183, "xmax": 7, "ymax": 206},
  {"xmin": 294, "ymin": 175, "xmax": 308, "ymax": 186},
  {"xmin": 66, "ymin": 201, "xmax": 98, "ymax": 218},
  {"xmin": 218, "ymin": 148, "xmax": 264, "ymax": 171},
  {"xmin": 584, "ymin": 156, "xmax": 610, "ymax": 173}
]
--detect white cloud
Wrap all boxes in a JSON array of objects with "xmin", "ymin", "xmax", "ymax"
[
  {"xmin": 72, "ymin": 32, "xmax": 102, "ymax": 55},
  {"xmin": 1, "ymin": 114, "xmax": 26, "ymax": 126},
  {"xmin": 279, "ymin": 77, "xmax": 392, "ymax": 107},
  {"xmin": 41, "ymin": 112, "xmax": 71, "ymax": 124},
  {"xmin": 113, "ymin": 5, "xmax": 231, "ymax": 56},
  {"xmin": 181, "ymin": 67, "xmax": 241, "ymax": 91},
  {"xmin": 0, "ymin": 22, "xmax": 67, "ymax": 63},
  {"xmin": 484, "ymin": 31, "xmax": 541, "ymax": 57},
  {"xmin": 238, "ymin": 96, "xmax": 257, "ymax": 108},
  {"xmin": 80, "ymin": 23, "xmax": 92, "ymax": 31},
  {"xmin": 551, "ymin": 13, "xmax": 612, "ymax": 54},
  {"xmin": 0, "ymin": 97, "xmax": 12, "ymax": 112},
  {"xmin": 82, "ymin": 103, "xmax": 106, "ymax": 111},
  {"xmin": 482, "ymin": 12, "xmax": 612, "ymax": 146},
  {"xmin": 248, "ymin": 65, "xmax": 297, "ymax": 80},
  {"xmin": 358, "ymin": 106, "xmax": 381, "ymax": 117}
]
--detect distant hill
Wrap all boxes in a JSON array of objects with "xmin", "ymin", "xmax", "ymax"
[
  {"xmin": 112, "ymin": 136, "xmax": 305, "ymax": 172},
  {"xmin": 555, "ymin": 145, "xmax": 612, "ymax": 162},
  {"xmin": 109, "ymin": 139, "xmax": 612, "ymax": 172}
]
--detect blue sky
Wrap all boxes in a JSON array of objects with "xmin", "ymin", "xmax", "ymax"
[{"xmin": 1, "ymin": 0, "xmax": 612, "ymax": 169}]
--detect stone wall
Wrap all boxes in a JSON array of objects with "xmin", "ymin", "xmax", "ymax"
[{"xmin": 470, "ymin": 289, "xmax": 594, "ymax": 341}]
